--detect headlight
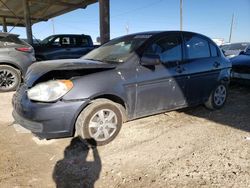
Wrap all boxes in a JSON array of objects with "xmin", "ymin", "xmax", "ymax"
[{"xmin": 27, "ymin": 80, "xmax": 73, "ymax": 102}]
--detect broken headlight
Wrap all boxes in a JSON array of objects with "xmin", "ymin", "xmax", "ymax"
[{"xmin": 27, "ymin": 80, "xmax": 73, "ymax": 102}]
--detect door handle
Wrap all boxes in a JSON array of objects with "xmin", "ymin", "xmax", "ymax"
[{"xmin": 213, "ymin": 62, "xmax": 220, "ymax": 68}]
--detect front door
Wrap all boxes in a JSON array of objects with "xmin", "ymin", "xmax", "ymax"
[{"xmin": 135, "ymin": 33, "xmax": 187, "ymax": 117}]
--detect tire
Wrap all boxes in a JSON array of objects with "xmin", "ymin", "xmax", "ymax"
[
  {"xmin": 0, "ymin": 65, "xmax": 21, "ymax": 92},
  {"xmin": 76, "ymin": 99, "xmax": 125, "ymax": 146},
  {"xmin": 205, "ymin": 83, "xmax": 228, "ymax": 110}
]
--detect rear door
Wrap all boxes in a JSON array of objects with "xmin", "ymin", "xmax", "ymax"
[
  {"xmin": 60, "ymin": 36, "xmax": 74, "ymax": 59},
  {"xmin": 45, "ymin": 36, "xmax": 68, "ymax": 59},
  {"xmin": 48, "ymin": 35, "xmax": 78, "ymax": 59},
  {"xmin": 135, "ymin": 33, "xmax": 187, "ymax": 117},
  {"xmin": 183, "ymin": 33, "xmax": 222, "ymax": 105}
]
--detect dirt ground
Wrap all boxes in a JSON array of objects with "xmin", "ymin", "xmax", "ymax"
[{"xmin": 0, "ymin": 85, "xmax": 249, "ymax": 188}]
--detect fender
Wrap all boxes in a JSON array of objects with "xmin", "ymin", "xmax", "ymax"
[{"xmin": 0, "ymin": 60, "xmax": 23, "ymax": 74}]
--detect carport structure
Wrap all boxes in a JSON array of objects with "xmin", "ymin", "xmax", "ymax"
[{"xmin": 0, "ymin": 0, "xmax": 110, "ymax": 44}]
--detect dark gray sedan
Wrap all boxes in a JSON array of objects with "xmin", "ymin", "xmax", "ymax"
[{"xmin": 13, "ymin": 31, "xmax": 231, "ymax": 145}]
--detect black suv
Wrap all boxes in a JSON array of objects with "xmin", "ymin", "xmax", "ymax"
[
  {"xmin": 34, "ymin": 34, "xmax": 96, "ymax": 61},
  {"xmin": 13, "ymin": 31, "xmax": 231, "ymax": 145},
  {"xmin": 0, "ymin": 33, "xmax": 35, "ymax": 92}
]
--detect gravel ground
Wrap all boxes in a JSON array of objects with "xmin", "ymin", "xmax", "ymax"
[{"xmin": 0, "ymin": 85, "xmax": 249, "ymax": 188}]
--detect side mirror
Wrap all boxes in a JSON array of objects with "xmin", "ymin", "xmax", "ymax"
[
  {"xmin": 140, "ymin": 54, "xmax": 161, "ymax": 66},
  {"xmin": 239, "ymin": 50, "xmax": 245, "ymax": 55}
]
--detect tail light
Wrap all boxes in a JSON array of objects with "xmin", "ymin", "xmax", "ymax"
[{"xmin": 15, "ymin": 47, "xmax": 33, "ymax": 53}]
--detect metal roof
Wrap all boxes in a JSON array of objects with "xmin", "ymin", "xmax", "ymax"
[{"xmin": 0, "ymin": 0, "xmax": 98, "ymax": 27}]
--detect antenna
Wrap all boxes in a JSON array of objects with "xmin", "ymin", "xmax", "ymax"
[{"xmin": 229, "ymin": 13, "xmax": 234, "ymax": 43}]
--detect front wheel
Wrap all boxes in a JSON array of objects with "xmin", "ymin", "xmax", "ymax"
[
  {"xmin": 0, "ymin": 65, "xmax": 21, "ymax": 92},
  {"xmin": 76, "ymin": 99, "xmax": 125, "ymax": 146},
  {"xmin": 205, "ymin": 84, "xmax": 228, "ymax": 110}
]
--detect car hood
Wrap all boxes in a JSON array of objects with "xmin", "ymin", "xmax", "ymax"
[
  {"xmin": 231, "ymin": 54, "xmax": 250, "ymax": 73},
  {"xmin": 231, "ymin": 54, "xmax": 250, "ymax": 65},
  {"xmin": 25, "ymin": 59, "xmax": 116, "ymax": 87}
]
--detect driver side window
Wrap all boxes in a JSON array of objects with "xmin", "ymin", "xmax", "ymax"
[
  {"xmin": 144, "ymin": 35, "xmax": 182, "ymax": 63},
  {"xmin": 51, "ymin": 37, "xmax": 60, "ymax": 46}
]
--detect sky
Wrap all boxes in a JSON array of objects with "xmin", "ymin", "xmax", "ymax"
[{"xmin": 7, "ymin": 0, "xmax": 250, "ymax": 43}]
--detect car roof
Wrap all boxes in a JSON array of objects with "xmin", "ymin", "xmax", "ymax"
[
  {"xmin": 229, "ymin": 42, "xmax": 250, "ymax": 45},
  {"xmin": 48, "ymin": 34, "xmax": 89, "ymax": 37},
  {"xmin": 122, "ymin": 30, "xmax": 212, "ymax": 40}
]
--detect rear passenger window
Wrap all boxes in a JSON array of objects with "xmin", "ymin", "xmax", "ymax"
[
  {"xmin": 81, "ymin": 37, "xmax": 90, "ymax": 47},
  {"xmin": 210, "ymin": 43, "xmax": 218, "ymax": 57},
  {"xmin": 144, "ymin": 35, "xmax": 182, "ymax": 63},
  {"xmin": 0, "ymin": 36, "xmax": 27, "ymax": 46},
  {"xmin": 184, "ymin": 35, "xmax": 210, "ymax": 59},
  {"xmin": 61, "ymin": 37, "xmax": 70, "ymax": 45},
  {"xmin": 71, "ymin": 36, "xmax": 90, "ymax": 47}
]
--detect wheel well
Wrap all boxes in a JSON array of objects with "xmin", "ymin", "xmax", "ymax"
[
  {"xmin": 93, "ymin": 94, "xmax": 127, "ymax": 109},
  {"xmin": 72, "ymin": 94, "xmax": 127, "ymax": 136},
  {"xmin": 0, "ymin": 62, "xmax": 21, "ymax": 73}
]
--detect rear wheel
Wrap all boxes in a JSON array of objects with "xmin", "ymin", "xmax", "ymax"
[
  {"xmin": 76, "ymin": 99, "xmax": 125, "ymax": 146},
  {"xmin": 205, "ymin": 84, "xmax": 228, "ymax": 110},
  {"xmin": 0, "ymin": 65, "xmax": 21, "ymax": 92}
]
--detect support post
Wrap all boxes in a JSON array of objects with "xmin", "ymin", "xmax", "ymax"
[
  {"xmin": 2, "ymin": 17, "xmax": 7, "ymax": 32},
  {"xmin": 229, "ymin": 13, "xmax": 234, "ymax": 43},
  {"xmin": 23, "ymin": 0, "xmax": 33, "ymax": 44},
  {"xmin": 180, "ymin": 0, "xmax": 183, "ymax": 31},
  {"xmin": 99, "ymin": 0, "xmax": 110, "ymax": 44}
]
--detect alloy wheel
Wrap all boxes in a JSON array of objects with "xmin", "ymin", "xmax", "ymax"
[
  {"xmin": 214, "ymin": 85, "xmax": 227, "ymax": 106},
  {"xmin": 88, "ymin": 109, "xmax": 118, "ymax": 142},
  {"xmin": 0, "ymin": 69, "xmax": 18, "ymax": 90}
]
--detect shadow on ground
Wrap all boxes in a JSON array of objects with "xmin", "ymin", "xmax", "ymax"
[
  {"xmin": 182, "ymin": 84, "xmax": 250, "ymax": 132},
  {"xmin": 53, "ymin": 137, "xmax": 102, "ymax": 188}
]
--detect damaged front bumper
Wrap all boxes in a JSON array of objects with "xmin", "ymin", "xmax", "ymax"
[
  {"xmin": 231, "ymin": 71, "xmax": 250, "ymax": 80},
  {"xmin": 12, "ymin": 85, "xmax": 89, "ymax": 139}
]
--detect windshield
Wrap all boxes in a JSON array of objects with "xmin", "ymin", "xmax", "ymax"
[
  {"xmin": 83, "ymin": 34, "xmax": 151, "ymax": 63},
  {"xmin": 228, "ymin": 43, "xmax": 249, "ymax": 51},
  {"xmin": 40, "ymin": 36, "xmax": 56, "ymax": 45}
]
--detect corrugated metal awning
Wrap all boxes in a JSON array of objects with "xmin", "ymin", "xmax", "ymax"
[{"xmin": 0, "ymin": 0, "xmax": 98, "ymax": 27}]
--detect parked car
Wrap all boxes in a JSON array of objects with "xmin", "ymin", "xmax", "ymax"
[
  {"xmin": 0, "ymin": 33, "xmax": 36, "ymax": 92},
  {"xmin": 33, "ymin": 34, "xmax": 96, "ymax": 61},
  {"xmin": 12, "ymin": 31, "xmax": 231, "ymax": 145},
  {"xmin": 220, "ymin": 43, "xmax": 230, "ymax": 51},
  {"xmin": 231, "ymin": 46, "xmax": 250, "ymax": 83},
  {"xmin": 221, "ymin": 42, "xmax": 250, "ymax": 58}
]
